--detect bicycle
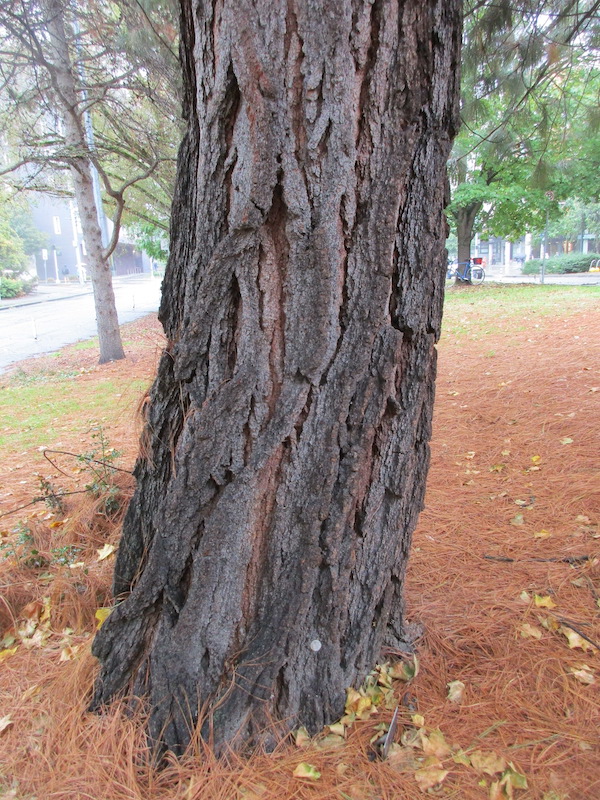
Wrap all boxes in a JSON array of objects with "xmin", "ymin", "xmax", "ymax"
[{"xmin": 446, "ymin": 259, "xmax": 485, "ymax": 285}]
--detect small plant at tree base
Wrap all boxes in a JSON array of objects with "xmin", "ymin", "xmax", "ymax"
[
  {"xmin": 36, "ymin": 474, "xmax": 66, "ymax": 513},
  {"xmin": 50, "ymin": 544, "xmax": 82, "ymax": 566},
  {"xmin": 79, "ymin": 424, "xmax": 122, "ymax": 515},
  {"xmin": 0, "ymin": 522, "xmax": 48, "ymax": 568}
]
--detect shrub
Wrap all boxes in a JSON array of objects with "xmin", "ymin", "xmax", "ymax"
[
  {"xmin": 0, "ymin": 274, "xmax": 38, "ymax": 298},
  {"xmin": 522, "ymin": 252, "xmax": 600, "ymax": 275}
]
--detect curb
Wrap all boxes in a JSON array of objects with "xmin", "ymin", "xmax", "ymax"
[{"xmin": 0, "ymin": 289, "xmax": 94, "ymax": 311}]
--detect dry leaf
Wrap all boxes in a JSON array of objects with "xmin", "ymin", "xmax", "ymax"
[
  {"xmin": 560, "ymin": 437, "xmax": 573, "ymax": 445},
  {"xmin": 0, "ymin": 646, "xmax": 18, "ymax": 664},
  {"xmin": 510, "ymin": 514, "xmax": 525, "ymax": 526},
  {"xmin": 60, "ymin": 644, "xmax": 81, "ymax": 662},
  {"xmin": 0, "ymin": 715, "xmax": 13, "ymax": 734},
  {"xmin": 292, "ymin": 762, "xmax": 321, "ymax": 780},
  {"xmin": 95, "ymin": 607, "xmax": 112, "ymax": 629},
  {"xmin": 568, "ymin": 664, "xmax": 595, "ymax": 684},
  {"xmin": 533, "ymin": 529, "xmax": 552, "ymax": 539},
  {"xmin": 21, "ymin": 684, "xmax": 41, "ymax": 701},
  {"xmin": 294, "ymin": 726, "xmax": 310, "ymax": 747},
  {"xmin": 414, "ymin": 766, "xmax": 449, "ymax": 792},
  {"xmin": 421, "ymin": 728, "xmax": 451, "ymax": 759},
  {"xmin": 519, "ymin": 623, "xmax": 543, "ymax": 640},
  {"xmin": 534, "ymin": 594, "xmax": 557, "ymax": 609},
  {"xmin": 559, "ymin": 626, "xmax": 596, "ymax": 653},
  {"xmin": 97, "ymin": 543, "xmax": 115, "ymax": 561},
  {"xmin": 470, "ymin": 750, "xmax": 507, "ymax": 776},
  {"xmin": 447, "ymin": 680, "xmax": 466, "ymax": 703}
]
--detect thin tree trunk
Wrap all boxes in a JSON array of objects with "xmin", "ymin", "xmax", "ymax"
[
  {"xmin": 91, "ymin": 0, "xmax": 462, "ymax": 755},
  {"xmin": 455, "ymin": 201, "xmax": 481, "ymax": 281},
  {"xmin": 44, "ymin": 0, "xmax": 125, "ymax": 364}
]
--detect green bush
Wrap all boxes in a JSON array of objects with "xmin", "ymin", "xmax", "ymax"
[
  {"xmin": 522, "ymin": 252, "xmax": 600, "ymax": 275},
  {"xmin": 0, "ymin": 274, "xmax": 37, "ymax": 298}
]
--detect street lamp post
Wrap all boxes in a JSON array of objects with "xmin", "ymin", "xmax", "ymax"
[
  {"xmin": 41, "ymin": 248, "xmax": 48, "ymax": 283},
  {"xmin": 52, "ymin": 245, "xmax": 60, "ymax": 282}
]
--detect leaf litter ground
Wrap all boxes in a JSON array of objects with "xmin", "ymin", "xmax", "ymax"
[{"xmin": 0, "ymin": 285, "xmax": 598, "ymax": 800}]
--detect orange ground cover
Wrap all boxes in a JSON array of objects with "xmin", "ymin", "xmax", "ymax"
[{"xmin": 0, "ymin": 287, "xmax": 598, "ymax": 800}]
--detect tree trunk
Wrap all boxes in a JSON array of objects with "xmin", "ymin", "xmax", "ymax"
[
  {"xmin": 454, "ymin": 201, "xmax": 481, "ymax": 282},
  {"xmin": 44, "ymin": 0, "xmax": 125, "ymax": 364},
  {"xmin": 91, "ymin": 0, "xmax": 462, "ymax": 755}
]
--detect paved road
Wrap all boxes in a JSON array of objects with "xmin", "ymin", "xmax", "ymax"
[{"xmin": 0, "ymin": 277, "xmax": 161, "ymax": 372}]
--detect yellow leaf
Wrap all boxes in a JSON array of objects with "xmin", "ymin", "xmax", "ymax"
[
  {"xmin": 40, "ymin": 596, "xmax": 51, "ymax": 624},
  {"xmin": 97, "ymin": 543, "xmax": 115, "ymax": 561},
  {"xmin": 470, "ymin": 750, "xmax": 507, "ymax": 776},
  {"xmin": 49, "ymin": 520, "xmax": 64, "ymax": 529},
  {"xmin": 534, "ymin": 594, "xmax": 557, "ymax": 609},
  {"xmin": 519, "ymin": 623, "xmax": 543, "ymax": 640},
  {"xmin": 533, "ymin": 529, "xmax": 552, "ymax": 539},
  {"xmin": 490, "ymin": 464, "xmax": 505, "ymax": 473},
  {"xmin": 294, "ymin": 726, "xmax": 310, "ymax": 747},
  {"xmin": 355, "ymin": 695, "xmax": 373, "ymax": 718},
  {"xmin": 447, "ymin": 680, "xmax": 465, "ymax": 703},
  {"xmin": 345, "ymin": 687, "xmax": 362, "ymax": 714},
  {"xmin": 501, "ymin": 449, "xmax": 511, "ymax": 457},
  {"xmin": 414, "ymin": 767, "xmax": 449, "ymax": 792},
  {"xmin": 531, "ymin": 455, "xmax": 541, "ymax": 464},
  {"xmin": 510, "ymin": 514, "xmax": 525, "ymax": 526},
  {"xmin": 0, "ymin": 646, "xmax": 18, "ymax": 663},
  {"xmin": 411, "ymin": 714, "xmax": 425, "ymax": 728},
  {"xmin": 568, "ymin": 664, "xmax": 595, "ymax": 684},
  {"xmin": 559, "ymin": 626, "xmax": 596, "ymax": 652},
  {"xmin": 560, "ymin": 437, "xmax": 573, "ymax": 445},
  {"xmin": 327, "ymin": 722, "xmax": 345, "ymax": 737},
  {"xmin": 0, "ymin": 715, "xmax": 13, "ymax": 734},
  {"xmin": 95, "ymin": 607, "xmax": 112, "ymax": 629},
  {"xmin": 292, "ymin": 762, "xmax": 321, "ymax": 780}
]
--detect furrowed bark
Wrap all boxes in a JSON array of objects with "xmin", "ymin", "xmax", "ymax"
[{"xmin": 91, "ymin": 0, "xmax": 462, "ymax": 755}]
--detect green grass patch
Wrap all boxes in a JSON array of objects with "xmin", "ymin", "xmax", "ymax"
[
  {"xmin": 0, "ymin": 376, "xmax": 147, "ymax": 450},
  {"xmin": 73, "ymin": 338, "xmax": 99, "ymax": 351},
  {"xmin": 442, "ymin": 284, "xmax": 600, "ymax": 340}
]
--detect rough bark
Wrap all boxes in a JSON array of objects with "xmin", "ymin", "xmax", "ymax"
[
  {"xmin": 91, "ymin": 0, "xmax": 462, "ymax": 755},
  {"xmin": 44, "ymin": 0, "xmax": 125, "ymax": 364},
  {"xmin": 455, "ymin": 201, "xmax": 481, "ymax": 282}
]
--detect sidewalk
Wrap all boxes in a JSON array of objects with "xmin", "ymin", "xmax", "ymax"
[
  {"xmin": 0, "ymin": 273, "xmax": 159, "ymax": 311},
  {"xmin": 481, "ymin": 264, "xmax": 600, "ymax": 286}
]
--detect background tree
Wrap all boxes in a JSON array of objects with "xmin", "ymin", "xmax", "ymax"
[
  {"xmin": 0, "ymin": 189, "xmax": 44, "ymax": 296},
  {"xmin": 91, "ymin": 0, "xmax": 463, "ymax": 756},
  {"xmin": 450, "ymin": 0, "xmax": 600, "ymax": 267},
  {"xmin": 0, "ymin": 0, "xmax": 180, "ymax": 361}
]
